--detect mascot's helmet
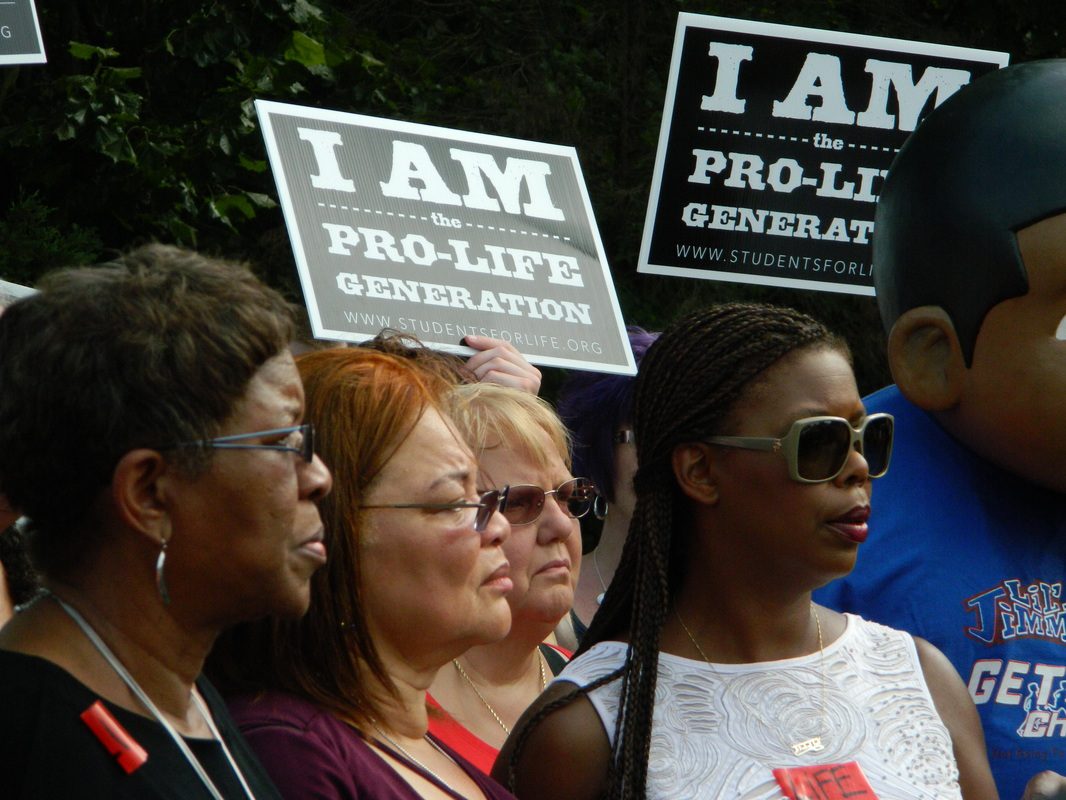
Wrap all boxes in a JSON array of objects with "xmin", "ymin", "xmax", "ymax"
[{"xmin": 874, "ymin": 60, "xmax": 1066, "ymax": 364}]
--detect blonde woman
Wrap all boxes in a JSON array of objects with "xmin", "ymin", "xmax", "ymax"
[{"xmin": 428, "ymin": 384, "xmax": 594, "ymax": 774}]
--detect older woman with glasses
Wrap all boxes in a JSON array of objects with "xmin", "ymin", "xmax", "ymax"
[
  {"xmin": 210, "ymin": 347, "xmax": 517, "ymax": 800},
  {"xmin": 427, "ymin": 383, "xmax": 593, "ymax": 774},
  {"xmin": 0, "ymin": 245, "xmax": 333, "ymax": 799},
  {"xmin": 496, "ymin": 303, "xmax": 997, "ymax": 800}
]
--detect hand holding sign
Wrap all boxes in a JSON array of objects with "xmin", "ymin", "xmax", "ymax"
[{"xmin": 463, "ymin": 335, "xmax": 542, "ymax": 394}]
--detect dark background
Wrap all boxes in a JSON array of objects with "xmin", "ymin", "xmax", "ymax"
[{"xmin": 3, "ymin": 0, "xmax": 1063, "ymax": 395}]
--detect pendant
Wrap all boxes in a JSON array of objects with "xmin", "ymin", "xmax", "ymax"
[
  {"xmin": 791, "ymin": 736, "xmax": 825, "ymax": 756},
  {"xmin": 596, "ymin": 592, "xmax": 605, "ymax": 605}
]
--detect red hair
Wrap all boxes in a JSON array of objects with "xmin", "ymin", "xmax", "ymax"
[{"xmin": 210, "ymin": 347, "xmax": 452, "ymax": 725}]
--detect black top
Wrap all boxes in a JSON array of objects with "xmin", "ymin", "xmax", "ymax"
[{"xmin": 0, "ymin": 649, "xmax": 283, "ymax": 799}]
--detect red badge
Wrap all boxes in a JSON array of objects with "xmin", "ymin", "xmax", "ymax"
[
  {"xmin": 81, "ymin": 701, "xmax": 149, "ymax": 774},
  {"xmin": 773, "ymin": 761, "xmax": 878, "ymax": 800}
]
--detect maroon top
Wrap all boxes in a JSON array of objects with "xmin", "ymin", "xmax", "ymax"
[{"xmin": 227, "ymin": 691, "xmax": 517, "ymax": 800}]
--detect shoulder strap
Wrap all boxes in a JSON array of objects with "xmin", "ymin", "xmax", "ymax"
[{"xmin": 538, "ymin": 643, "xmax": 570, "ymax": 676}]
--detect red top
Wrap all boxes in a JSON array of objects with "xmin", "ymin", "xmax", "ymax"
[
  {"xmin": 425, "ymin": 643, "xmax": 572, "ymax": 776},
  {"xmin": 426, "ymin": 693, "xmax": 499, "ymax": 775}
]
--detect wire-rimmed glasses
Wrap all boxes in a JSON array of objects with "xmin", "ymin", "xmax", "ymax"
[
  {"xmin": 170, "ymin": 424, "xmax": 315, "ymax": 463},
  {"xmin": 501, "ymin": 478, "xmax": 598, "ymax": 526},
  {"xmin": 360, "ymin": 487, "xmax": 509, "ymax": 533}
]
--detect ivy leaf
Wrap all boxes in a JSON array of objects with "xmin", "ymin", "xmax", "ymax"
[
  {"xmin": 69, "ymin": 41, "xmax": 120, "ymax": 61},
  {"xmin": 55, "ymin": 121, "xmax": 77, "ymax": 141},
  {"xmin": 284, "ymin": 31, "xmax": 326, "ymax": 68},
  {"xmin": 238, "ymin": 153, "xmax": 268, "ymax": 173},
  {"xmin": 246, "ymin": 192, "xmax": 276, "ymax": 208},
  {"xmin": 107, "ymin": 67, "xmax": 143, "ymax": 81},
  {"xmin": 211, "ymin": 193, "xmax": 256, "ymax": 220}
]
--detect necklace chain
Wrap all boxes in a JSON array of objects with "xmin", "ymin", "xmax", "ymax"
[
  {"xmin": 452, "ymin": 650, "xmax": 546, "ymax": 735},
  {"xmin": 48, "ymin": 592, "xmax": 256, "ymax": 800},
  {"xmin": 369, "ymin": 720, "xmax": 459, "ymax": 795},
  {"xmin": 592, "ymin": 550, "xmax": 608, "ymax": 605},
  {"xmin": 676, "ymin": 603, "xmax": 828, "ymax": 757}
]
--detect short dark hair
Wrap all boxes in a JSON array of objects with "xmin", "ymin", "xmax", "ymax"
[
  {"xmin": 0, "ymin": 244, "xmax": 295, "ymax": 578},
  {"xmin": 874, "ymin": 60, "xmax": 1066, "ymax": 364},
  {"xmin": 556, "ymin": 327, "xmax": 659, "ymax": 504}
]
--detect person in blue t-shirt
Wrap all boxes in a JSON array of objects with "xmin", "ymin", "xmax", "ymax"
[{"xmin": 815, "ymin": 60, "xmax": 1066, "ymax": 800}]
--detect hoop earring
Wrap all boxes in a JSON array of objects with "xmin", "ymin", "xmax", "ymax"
[
  {"xmin": 155, "ymin": 537, "xmax": 171, "ymax": 606},
  {"xmin": 593, "ymin": 495, "xmax": 609, "ymax": 521}
]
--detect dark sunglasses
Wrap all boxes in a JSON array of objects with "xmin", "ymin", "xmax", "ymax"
[
  {"xmin": 705, "ymin": 413, "xmax": 894, "ymax": 483},
  {"xmin": 360, "ymin": 487, "xmax": 508, "ymax": 533},
  {"xmin": 501, "ymin": 478, "xmax": 598, "ymax": 526},
  {"xmin": 170, "ymin": 424, "xmax": 315, "ymax": 463}
]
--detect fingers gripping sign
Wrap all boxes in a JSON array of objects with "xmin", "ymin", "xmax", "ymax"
[{"xmin": 462, "ymin": 335, "xmax": 542, "ymax": 394}]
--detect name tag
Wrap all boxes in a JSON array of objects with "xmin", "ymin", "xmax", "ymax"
[{"xmin": 773, "ymin": 761, "xmax": 878, "ymax": 800}]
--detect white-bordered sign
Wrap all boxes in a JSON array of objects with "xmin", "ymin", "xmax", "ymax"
[
  {"xmin": 257, "ymin": 100, "xmax": 635, "ymax": 375},
  {"xmin": 0, "ymin": 278, "xmax": 35, "ymax": 304},
  {"xmin": 0, "ymin": 0, "xmax": 45, "ymax": 65},
  {"xmin": 638, "ymin": 13, "xmax": 1008, "ymax": 296}
]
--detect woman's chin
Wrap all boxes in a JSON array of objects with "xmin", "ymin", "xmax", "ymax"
[{"xmin": 475, "ymin": 601, "xmax": 514, "ymax": 644}]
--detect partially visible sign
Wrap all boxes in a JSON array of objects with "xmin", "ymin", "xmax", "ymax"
[
  {"xmin": 638, "ymin": 14, "xmax": 1007, "ymax": 296},
  {"xmin": 774, "ymin": 761, "xmax": 877, "ymax": 800},
  {"xmin": 257, "ymin": 100, "xmax": 635, "ymax": 375},
  {"xmin": 0, "ymin": 0, "xmax": 45, "ymax": 65},
  {"xmin": 0, "ymin": 278, "xmax": 35, "ymax": 306}
]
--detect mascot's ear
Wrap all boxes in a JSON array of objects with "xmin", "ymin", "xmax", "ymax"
[{"xmin": 887, "ymin": 306, "xmax": 966, "ymax": 411}]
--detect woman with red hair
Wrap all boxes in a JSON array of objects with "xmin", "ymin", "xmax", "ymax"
[{"xmin": 212, "ymin": 347, "xmax": 517, "ymax": 800}]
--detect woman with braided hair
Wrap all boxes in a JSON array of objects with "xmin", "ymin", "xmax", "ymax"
[{"xmin": 493, "ymin": 303, "xmax": 997, "ymax": 800}]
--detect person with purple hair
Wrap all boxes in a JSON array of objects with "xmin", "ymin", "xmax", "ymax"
[{"xmin": 554, "ymin": 326, "xmax": 659, "ymax": 648}]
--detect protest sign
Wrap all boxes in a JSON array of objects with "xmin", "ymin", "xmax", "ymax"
[
  {"xmin": 0, "ymin": 279, "xmax": 35, "ymax": 304},
  {"xmin": 638, "ymin": 14, "xmax": 1008, "ymax": 295},
  {"xmin": 0, "ymin": 0, "xmax": 45, "ymax": 65},
  {"xmin": 257, "ymin": 100, "xmax": 635, "ymax": 375}
]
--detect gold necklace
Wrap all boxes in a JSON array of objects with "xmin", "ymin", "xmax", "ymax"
[
  {"xmin": 369, "ymin": 720, "xmax": 460, "ymax": 794},
  {"xmin": 452, "ymin": 651, "xmax": 547, "ymax": 735},
  {"xmin": 676, "ymin": 603, "xmax": 828, "ymax": 757}
]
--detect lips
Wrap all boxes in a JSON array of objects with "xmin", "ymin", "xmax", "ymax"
[
  {"xmin": 298, "ymin": 528, "xmax": 328, "ymax": 564},
  {"xmin": 536, "ymin": 558, "xmax": 571, "ymax": 577},
  {"xmin": 826, "ymin": 505, "xmax": 870, "ymax": 544},
  {"xmin": 483, "ymin": 561, "xmax": 513, "ymax": 592}
]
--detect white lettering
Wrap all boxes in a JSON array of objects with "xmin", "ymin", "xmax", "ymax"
[
  {"xmin": 701, "ymin": 42, "xmax": 754, "ymax": 114},
  {"xmin": 379, "ymin": 141, "xmax": 463, "ymax": 206},
  {"xmin": 298, "ymin": 128, "xmax": 356, "ymax": 192},
  {"xmin": 858, "ymin": 60, "xmax": 971, "ymax": 132},
  {"xmin": 449, "ymin": 149, "xmax": 565, "ymax": 221},
  {"xmin": 772, "ymin": 53, "xmax": 856, "ymax": 126}
]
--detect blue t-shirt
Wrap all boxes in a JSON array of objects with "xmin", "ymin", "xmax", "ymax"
[{"xmin": 815, "ymin": 384, "xmax": 1066, "ymax": 800}]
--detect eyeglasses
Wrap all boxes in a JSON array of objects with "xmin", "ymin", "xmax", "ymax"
[
  {"xmin": 172, "ymin": 424, "xmax": 315, "ymax": 463},
  {"xmin": 501, "ymin": 478, "xmax": 598, "ymax": 526},
  {"xmin": 360, "ymin": 487, "xmax": 508, "ymax": 533},
  {"xmin": 705, "ymin": 413, "xmax": 894, "ymax": 484},
  {"xmin": 614, "ymin": 429, "xmax": 634, "ymax": 445}
]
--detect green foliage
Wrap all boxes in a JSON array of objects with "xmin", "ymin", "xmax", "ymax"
[
  {"xmin": 4, "ymin": 0, "xmax": 1065, "ymax": 389},
  {"xmin": 0, "ymin": 194, "xmax": 102, "ymax": 284}
]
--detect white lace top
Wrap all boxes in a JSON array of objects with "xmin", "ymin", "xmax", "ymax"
[{"xmin": 557, "ymin": 614, "xmax": 961, "ymax": 800}]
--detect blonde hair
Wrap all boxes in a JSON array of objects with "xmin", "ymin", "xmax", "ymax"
[{"xmin": 447, "ymin": 383, "xmax": 571, "ymax": 477}]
